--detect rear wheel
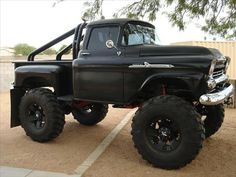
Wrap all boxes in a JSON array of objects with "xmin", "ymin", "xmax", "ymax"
[
  {"xmin": 131, "ymin": 95, "xmax": 205, "ymax": 169},
  {"xmin": 19, "ymin": 88, "xmax": 65, "ymax": 142},
  {"xmin": 72, "ymin": 103, "xmax": 108, "ymax": 125}
]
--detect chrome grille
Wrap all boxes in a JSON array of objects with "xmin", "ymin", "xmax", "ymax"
[
  {"xmin": 213, "ymin": 69, "xmax": 224, "ymax": 78},
  {"xmin": 212, "ymin": 61, "xmax": 225, "ymax": 79}
]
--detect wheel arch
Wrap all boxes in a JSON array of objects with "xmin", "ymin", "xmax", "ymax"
[
  {"xmin": 138, "ymin": 73, "xmax": 202, "ymax": 100},
  {"xmin": 139, "ymin": 74, "xmax": 190, "ymax": 90},
  {"xmin": 22, "ymin": 76, "xmax": 51, "ymax": 88}
]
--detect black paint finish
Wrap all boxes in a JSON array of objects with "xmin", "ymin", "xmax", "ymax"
[
  {"xmin": 11, "ymin": 19, "xmax": 226, "ymax": 127},
  {"xmin": 10, "ymin": 87, "xmax": 25, "ymax": 127},
  {"xmin": 14, "ymin": 61, "xmax": 73, "ymax": 96}
]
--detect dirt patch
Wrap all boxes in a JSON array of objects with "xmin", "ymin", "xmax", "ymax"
[
  {"xmin": 1, "ymin": 91, "xmax": 236, "ymax": 176},
  {"xmin": 84, "ymin": 109, "xmax": 236, "ymax": 177},
  {"xmin": 0, "ymin": 92, "xmax": 130, "ymax": 174}
]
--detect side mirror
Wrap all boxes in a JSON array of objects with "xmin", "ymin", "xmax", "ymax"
[
  {"xmin": 105, "ymin": 39, "xmax": 122, "ymax": 56},
  {"xmin": 106, "ymin": 40, "xmax": 114, "ymax": 49}
]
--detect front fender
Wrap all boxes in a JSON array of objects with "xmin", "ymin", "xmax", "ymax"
[{"xmin": 139, "ymin": 72, "xmax": 205, "ymax": 98}]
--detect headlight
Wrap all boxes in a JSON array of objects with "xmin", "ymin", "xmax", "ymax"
[
  {"xmin": 209, "ymin": 59, "xmax": 217, "ymax": 76},
  {"xmin": 225, "ymin": 56, "xmax": 231, "ymax": 71},
  {"xmin": 207, "ymin": 77, "xmax": 216, "ymax": 89}
]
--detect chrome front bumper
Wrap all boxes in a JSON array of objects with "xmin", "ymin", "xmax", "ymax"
[{"xmin": 199, "ymin": 84, "xmax": 234, "ymax": 105}]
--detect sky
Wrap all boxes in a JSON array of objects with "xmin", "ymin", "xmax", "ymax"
[{"xmin": 0, "ymin": 0, "xmax": 224, "ymax": 49}]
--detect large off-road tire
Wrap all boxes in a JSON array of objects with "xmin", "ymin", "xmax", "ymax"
[
  {"xmin": 19, "ymin": 88, "xmax": 65, "ymax": 142},
  {"xmin": 204, "ymin": 104, "xmax": 224, "ymax": 138},
  {"xmin": 131, "ymin": 95, "xmax": 205, "ymax": 169},
  {"xmin": 72, "ymin": 103, "xmax": 108, "ymax": 126}
]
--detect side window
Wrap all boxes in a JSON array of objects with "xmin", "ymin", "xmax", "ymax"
[{"xmin": 88, "ymin": 26, "xmax": 119, "ymax": 51}]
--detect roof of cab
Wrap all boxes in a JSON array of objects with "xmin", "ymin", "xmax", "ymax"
[{"xmin": 87, "ymin": 18, "xmax": 155, "ymax": 28}]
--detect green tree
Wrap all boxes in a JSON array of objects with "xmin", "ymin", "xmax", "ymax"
[
  {"xmin": 58, "ymin": 44, "xmax": 71, "ymax": 54},
  {"xmin": 55, "ymin": 0, "xmax": 236, "ymax": 39},
  {"xmin": 43, "ymin": 48, "xmax": 57, "ymax": 55},
  {"xmin": 14, "ymin": 43, "xmax": 36, "ymax": 56}
]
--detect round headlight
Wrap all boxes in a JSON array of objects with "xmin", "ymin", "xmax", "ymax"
[
  {"xmin": 209, "ymin": 59, "xmax": 217, "ymax": 76},
  {"xmin": 207, "ymin": 77, "xmax": 216, "ymax": 89}
]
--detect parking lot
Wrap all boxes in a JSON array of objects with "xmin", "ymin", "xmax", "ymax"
[{"xmin": 1, "ymin": 91, "xmax": 236, "ymax": 177}]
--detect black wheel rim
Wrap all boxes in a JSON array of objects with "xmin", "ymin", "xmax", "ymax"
[
  {"xmin": 27, "ymin": 103, "xmax": 46, "ymax": 129},
  {"xmin": 145, "ymin": 117, "xmax": 181, "ymax": 152},
  {"xmin": 80, "ymin": 105, "xmax": 95, "ymax": 114}
]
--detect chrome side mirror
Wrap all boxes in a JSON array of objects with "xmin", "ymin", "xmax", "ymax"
[
  {"xmin": 106, "ymin": 40, "xmax": 114, "ymax": 49},
  {"xmin": 105, "ymin": 40, "xmax": 122, "ymax": 56}
]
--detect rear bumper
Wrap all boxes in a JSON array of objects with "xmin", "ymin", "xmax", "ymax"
[{"xmin": 199, "ymin": 84, "xmax": 234, "ymax": 106}]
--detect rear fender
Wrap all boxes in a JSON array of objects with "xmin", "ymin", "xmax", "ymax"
[{"xmin": 14, "ymin": 65, "xmax": 66, "ymax": 96}]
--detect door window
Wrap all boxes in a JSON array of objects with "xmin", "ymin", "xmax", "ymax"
[{"xmin": 87, "ymin": 26, "xmax": 119, "ymax": 51}]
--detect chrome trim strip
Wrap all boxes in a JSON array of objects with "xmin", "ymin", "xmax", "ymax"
[
  {"xmin": 199, "ymin": 84, "xmax": 234, "ymax": 105},
  {"xmin": 81, "ymin": 52, "xmax": 91, "ymax": 56},
  {"xmin": 215, "ymin": 74, "xmax": 228, "ymax": 84},
  {"xmin": 129, "ymin": 62, "xmax": 174, "ymax": 69}
]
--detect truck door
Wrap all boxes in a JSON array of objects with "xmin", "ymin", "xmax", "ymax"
[{"xmin": 73, "ymin": 26, "xmax": 124, "ymax": 103}]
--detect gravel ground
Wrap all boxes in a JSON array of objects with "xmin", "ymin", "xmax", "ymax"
[
  {"xmin": 0, "ymin": 92, "xmax": 130, "ymax": 174},
  {"xmin": 0, "ymin": 92, "xmax": 236, "ymax": 177},
  {"xmin": 84, "ymin": 108, "xmax": 236, "ymax": 177}
]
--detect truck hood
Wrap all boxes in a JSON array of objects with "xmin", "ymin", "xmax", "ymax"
[
  {"xmin": 140, "ymin": 45, "xmax": 215, "ymax": 57},
  {"xmin": 137, "ymin": 45, "xmax": 224, "ymax": 74}
]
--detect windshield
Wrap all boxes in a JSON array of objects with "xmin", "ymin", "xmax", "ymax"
[{"xmin": 121, "ymin": 23, "xmax": 160, "ymax": 46}]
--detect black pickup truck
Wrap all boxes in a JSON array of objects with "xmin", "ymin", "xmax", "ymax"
[{"xmin": 11, "ymin": 19, "xmax": 234, "ymax": 169}]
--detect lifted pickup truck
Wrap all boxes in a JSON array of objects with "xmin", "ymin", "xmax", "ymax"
[{"xmin": 11, "ymin": 19, "xmax": 234, "ymax": 169}]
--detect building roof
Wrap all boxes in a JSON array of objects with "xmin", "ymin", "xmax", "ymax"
[{"xmin": 0, "ymin": 47, "xmax": 14, "ymax": 57}]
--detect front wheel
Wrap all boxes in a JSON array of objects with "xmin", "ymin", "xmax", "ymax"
[
  {"xmin": 72, "ymin": 103, "xmax": 108, "ymax": 126},
  {"xmin": 203, "ymin": 104, "xmax": 224, "ymax": 138},
  {"xmin": 131, "ymin": 95, "xmax": 205, "ymax": 169}
]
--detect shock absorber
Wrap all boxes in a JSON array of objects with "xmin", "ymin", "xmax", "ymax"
[{"xmin": 162, "ymin": 84, "xmax": 167, "ymax": 95}]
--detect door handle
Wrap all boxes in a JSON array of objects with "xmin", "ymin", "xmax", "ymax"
[{"xmin": 81, "ymin": 52, "xmax": 91, "ymax": 56}]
